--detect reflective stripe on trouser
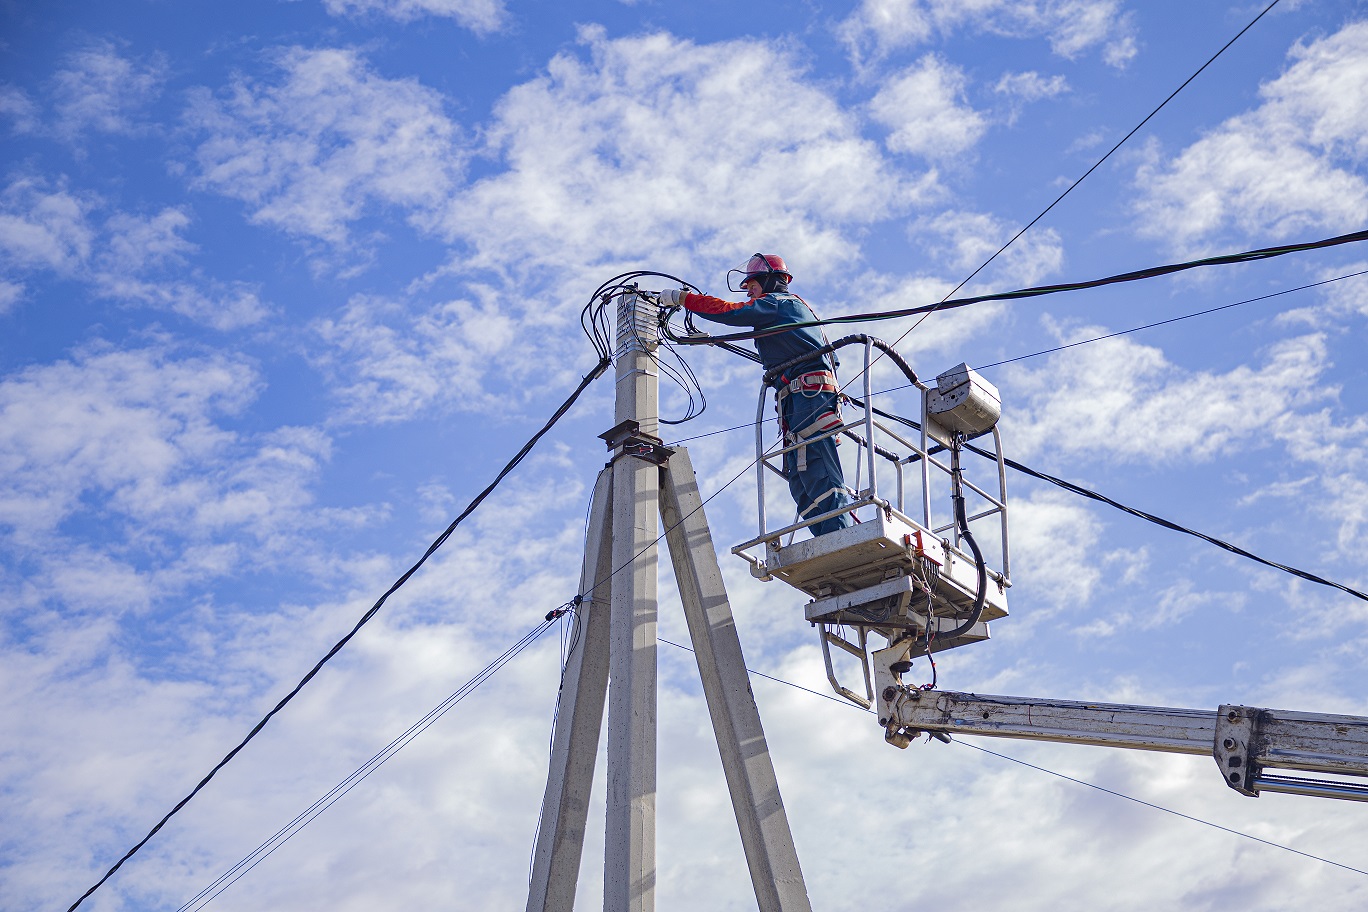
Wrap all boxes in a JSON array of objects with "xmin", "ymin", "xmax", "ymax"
[{"xmin": 781, "ymin": 388, "xmax": 852, "ymax": 537}]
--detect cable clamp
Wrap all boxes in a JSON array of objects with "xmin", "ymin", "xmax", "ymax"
[{"xmin": 546, "ymin": 600, "xmax": 577, "ymax": 621}]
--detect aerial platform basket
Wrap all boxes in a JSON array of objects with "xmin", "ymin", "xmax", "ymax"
[{"xmin": 731, "ymin": 338, "xmax": 1012, "ymax": 706}]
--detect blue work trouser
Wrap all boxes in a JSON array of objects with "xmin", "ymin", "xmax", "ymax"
[{"xmin": 782, "ymin": 388, "xmax": 853, "ymax": 537}]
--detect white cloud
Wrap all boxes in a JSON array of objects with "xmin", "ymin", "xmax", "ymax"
[
  {"xmin": 186, "ymin": 46, "xmax": 463, "ymax": 249},
  {"xmin": 437, "ymin": 27, "xmax": 928, "ymax": 283},
  {"xmin": 1007, "ymin": 488, "xmax": 1107, "ymax": 613},
  {"xmin": 51, "ymin": 41, "xmax": 165, "ymax": 140},
  {"xmin": 995, "ymin": 70, "xmax": 1070, "ymax": 101},
  {"xmin": 912, "ymin": 209, "xmax": 1064, "ymax": 286},
  {"xmin": 100, "ymin": 208, "xmax": 196, "ymax": 273},
  {"xmin": 0, "ymin": 279, "xmax": 22, "ymax": 313},
  {"xmin": 321, "ymin": 0, "xmax": 507, "ymax": 34},
  {"xmin": 0, "ymin": 177, "xmax": 269, "ymax": 328},
  {"xmin": 0, "ymin": 344, "xmax": 336, "ymax": 559},
  {"xmin": 0, "ymin": 441, "xmax": 601, "ymax": 911},
  {"xmin": 1134, "ymin": 21, "xmax": 1368, "ymax": 248},
  {"xmin": 92, "ymin": 208, "xmax": 271, "ymax": 329},
  {"xmin": 1311, "ymin": 263, "xmax": 1368, "ymax": 321},
  {"xmin": 0, "ymin": 85, "xmax": 40, "ymax": 133},
  {"xmin": 97, "ymin": 273, "xmax": 271, "ymax": 330},
  {"xmin": 868, "ymin": 55, "xmax": 988, "ymax": 160},
  {"xmin": 309, "ymin": 293, "xmax": 527, "ymax": 422},
  {"xmin": 0, "ymin": 176, "xmax": 95, "ymax": 271},
  {"xmin": 838, "ymin": 0, "xmax": 1136, "ymax": 69},
  {"xmin": 1072, "ymin": 577, "xmax": 1243, "ymax": 638},
  {"xmin": 1006, "ymin": 325, "xmax": 1332, "ymax": 464}
]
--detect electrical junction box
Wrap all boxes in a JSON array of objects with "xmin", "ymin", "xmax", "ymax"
[{"xmin": 927, "ymin": 363, "xmax": 1001, "ymax": 442}]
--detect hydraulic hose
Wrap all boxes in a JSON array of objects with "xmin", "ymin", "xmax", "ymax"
[
  {"xmin": 939, "ymin": 491, "xmax": 987, "ymax": 641},
  {"xmin": 761, "ymin": 333, "xmax": 921, "ymax": 389}
]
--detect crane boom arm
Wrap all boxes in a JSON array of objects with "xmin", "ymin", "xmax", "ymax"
[{"xmin": 877, "ymin": 687, "xmax": 1368, "ymax": 803}]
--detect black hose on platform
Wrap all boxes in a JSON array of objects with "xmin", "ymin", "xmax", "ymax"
[{"xmin": 938, "ymin": 492, "xmax": 987, "ymax": 641}]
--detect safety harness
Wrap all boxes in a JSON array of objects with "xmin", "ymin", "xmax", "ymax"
[{"xmin": 775, "ymin": 369, "xmax": 843, "ymax": 473}]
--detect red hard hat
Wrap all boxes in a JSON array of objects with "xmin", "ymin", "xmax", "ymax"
[{"xmin": 728, "ymin": 253, "xmax": 792, "ymax": 291}]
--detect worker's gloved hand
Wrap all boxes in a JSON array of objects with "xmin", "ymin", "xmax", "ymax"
[{"xmin": 656, "ymin": 288, "xmax": 683, "ymax": 308}]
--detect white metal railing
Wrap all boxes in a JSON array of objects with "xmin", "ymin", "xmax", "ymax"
[{"xmin": 741, "ymin": 340, "xmax": 1011, "ymax": 584}]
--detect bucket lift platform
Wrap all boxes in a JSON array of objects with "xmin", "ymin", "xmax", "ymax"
[
  {"xmin": 761, "ymin": 509, "xmax": 1007, "ymax": 641},
  {"xmin": 732, "ymin": 346, "xmax": 1012, "ymax": 705}
]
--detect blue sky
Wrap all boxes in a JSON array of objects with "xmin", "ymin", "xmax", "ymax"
[{"xmin": 5, "ymin": 1, "xmax": 1368, "ymax": 909}]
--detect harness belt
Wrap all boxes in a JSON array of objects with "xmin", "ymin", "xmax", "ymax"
[
  {"xmin": 776, "ymin": 370, "xmax": 843, "ymax": 473},
  {"xmin": 775, "ymin": 370, "xmax": 838, "ymax": 400}
]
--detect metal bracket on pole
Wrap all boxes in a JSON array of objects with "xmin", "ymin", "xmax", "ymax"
[{"xmin": 600, "ymin": 419, "xmax": 674, "ymax": 467}]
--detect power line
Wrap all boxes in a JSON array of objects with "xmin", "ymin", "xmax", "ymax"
[
  {"xmin": 977, "ymin": 268, "xmax": 1368, "ymax": 370},
  {"xmin": 844, "ymin": 0, "xmax": 1284, "ymax": 389},
  {"xmin": 94, "ymin": 253, "xmax": 1353, "ymax": 904},
  {"xmin": 954, "ymin": 740, "xmax": 1368, "ymax": 878},
  {"xmin": 67, "ymin": 358, "xmax": 612, "ymax": 912},
  {"xmin": 667, "ymin": 228, "xmax": 1368, "ymax": 346},
  {"xmin": 929, "ymin": 0, "xmax": 1285, "ymax": 309},
  {"xmin": 178, "ymin": 612, "xmax": 566, "ymax": 911},
  {"xmin": 965, "ymin": 441, "xmax": 1368, "ymax": 603},
  {"xmin": 655, "ymin": 637, "xmax": 1368, "ymax": 880},
  {"xmin": 668, "ymin": 267, "xmax": 1368, "ymax": 445}
]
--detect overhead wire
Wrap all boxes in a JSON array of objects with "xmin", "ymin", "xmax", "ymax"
[
  {"xmin": 178, "ymin": 610, "xmax": 569, "ymax": 912},
  {"xmin": 326, "ymin": 11, "xmax": 1356, "ymax": 879},
  {"xmin": 664, "ymin": 228, "xmax": 1368, "ymax": 346},
  {"xmin": 665, "ymin": 267, "xmax": 1368, "ymax": 438},
  {"xmin": 919, "ymin": 0, "xmax": 1286, "ymax": 312},
  {"xmin": 975, "ymin": 267, "xmax": 1368, "ymax": 370},
  {"xmin": 153, "ymin": 265, "xmax": 1356, "ymax": 906},
  {"xmin": 963, "ymin": 441, "xmax": 1368, "ymax": 604},
  {"xmin": 584, "ymin": 273, "xmax": 718, "ymax": 424},
  {"xmin": 67, "ymin": 356, "xmax": 613, "ymax": 912},
  {"xmin": 846, "ymin": 0, "xmax": 1285, "ymax": 389},
  {"xmin": 77, "ymin": 180, "xmax": 1357, "ymax": 902}
]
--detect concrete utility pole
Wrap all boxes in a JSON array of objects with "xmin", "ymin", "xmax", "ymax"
[{"xmin": 526, "ymin": 290, "xmax": 811, "ymax": 912}]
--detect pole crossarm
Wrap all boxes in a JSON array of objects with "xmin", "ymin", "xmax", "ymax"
[{"xmin": 880, "ymin": 689, "xmax": 1368, "ymax": 803}]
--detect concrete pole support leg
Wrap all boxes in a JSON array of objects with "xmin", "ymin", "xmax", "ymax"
[
  {"xmin": 527, "ymin": 469, "xmax": 615, "ymax": 912},
  {"xmin": 660, "ymin": 448, "xmax": 812, "ymax": 912}
]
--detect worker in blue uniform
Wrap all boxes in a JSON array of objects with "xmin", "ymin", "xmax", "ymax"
[{"xmin": 658, "ymin": 254, "xmax": 853, "ymax": 536}]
